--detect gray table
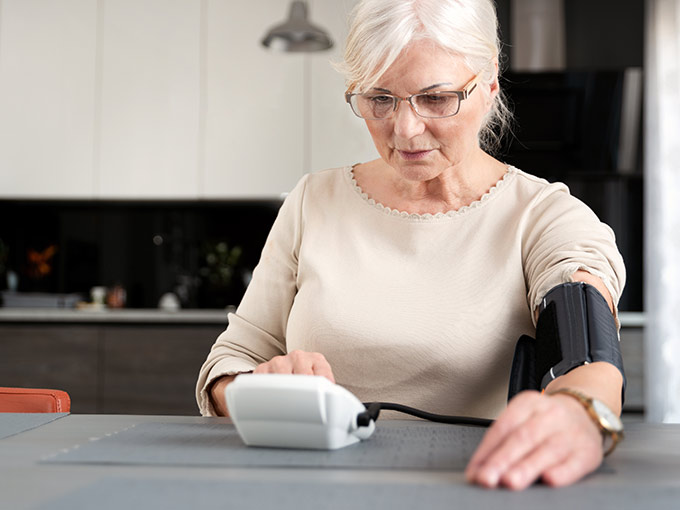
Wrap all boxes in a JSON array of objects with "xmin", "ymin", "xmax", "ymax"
[{"xmin": 1, "ymin": 414, "xmax": 679, "ymax": 509}]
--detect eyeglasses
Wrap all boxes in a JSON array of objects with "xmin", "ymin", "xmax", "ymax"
[{"xmin": 345, "ymin": 73, "xmax": 482, "ymax": 120}]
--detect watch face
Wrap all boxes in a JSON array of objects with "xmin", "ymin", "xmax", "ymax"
[{"xmin": 592, "ymin": 398, "xmax": 623, "ymax": 432}]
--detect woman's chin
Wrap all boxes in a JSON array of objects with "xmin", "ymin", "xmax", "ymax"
[{"xmin": 392, "ymin": 162, "xmax": 445, "ymax": 182}]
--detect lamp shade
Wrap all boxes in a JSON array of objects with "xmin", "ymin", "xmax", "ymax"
[{"xmin": 261, "ymin": 1, "xmax": 333, "ymax": 52}]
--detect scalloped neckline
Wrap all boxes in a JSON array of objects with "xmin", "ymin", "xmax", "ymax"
[{"xmin": 347, "ymin": 165, "xmax": 516, "ymax": 220}]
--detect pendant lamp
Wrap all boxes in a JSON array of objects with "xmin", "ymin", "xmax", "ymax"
[{"xmin": 261, "ymin": 1, "xmax": 333, "ymax": 52}]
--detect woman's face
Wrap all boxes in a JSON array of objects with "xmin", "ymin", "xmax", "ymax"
[{"xmin": 362, "ymin": 40, "xmax": 497, "ymax": 182}]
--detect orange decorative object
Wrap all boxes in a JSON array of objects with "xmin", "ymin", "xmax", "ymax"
[
  {"xmin": 106, "ymin": 284, "xmax": 127, "ymax": 308},
  {"xmin": 0, "ymin": 387, "xmax": 71, "ymax": 413},
  {"xmin": 26, "ymin": 245, "xmax": 58, "ymax": 279}
]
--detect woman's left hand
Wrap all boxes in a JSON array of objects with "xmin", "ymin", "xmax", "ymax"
[{"xmin": 465, "ymin": 390, "xmax": 604, "ymax": 490}]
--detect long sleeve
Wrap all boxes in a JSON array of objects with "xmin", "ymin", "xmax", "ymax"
[
  {"xmin": 521, "ymin": 181, "xmax": 626, "ymax": 325},
  {"xmin": 195, "ymin": 175, "xmax": 309, "ymax": 416}
]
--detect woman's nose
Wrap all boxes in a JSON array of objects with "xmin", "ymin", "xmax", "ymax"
[{"xmin": 392, "ymin": 100, "xmax": 426, "ymax": 138}]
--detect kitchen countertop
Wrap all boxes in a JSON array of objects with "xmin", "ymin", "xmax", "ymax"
[{"xmin": 0, "ymin": 307, "xmax": 231, "ymax": 324}]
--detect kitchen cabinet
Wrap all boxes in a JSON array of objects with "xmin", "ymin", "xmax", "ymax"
[
  {"xmin": 97, "ymin": 0, "xmax": 202, "ymax": 199},
  {"xmin": 0, "ymin": 0, "xmax": 376, "ymax": 199},
  {"xmin": 0, "ymin": 324, "xmax": 100, "ymax": 412},
  {"xmin": 0, "ymin": 0, "xmax": 98, "ymax": 198},
  {"xmin": 0, "ymin": 0, "xmax": 200, "ymax": 199},
  {"xmin": 98, "ymin": 0, "xmax": 310, "ymax": 199},
  {"xmin": 0, "ymin": 321, "xmax": 223, "ymax": 415},
  {"xmin": 0, "ymin": 1, "xmax": 645, "ymax": 199},
  {"xmin": 308, "ymin": 0, "xmax": 379, "ymax": 172},
  {"xmin": 201, "ymin": 0, "xmax": 377, "ymax": 196},
  {"xmin": 0, "ymin": 315, "xmax": 645, "ymax": 415},
  {"xmin": 619, "ymin": 326, "xmax": 644, "ymax": 412},
  {"xmin": 100, "ymin": 325, "xmax": 220, "ymax": 415},
  {"xmin": 201, "ymin": 0, "xmax": 306, "ymax": 198}
]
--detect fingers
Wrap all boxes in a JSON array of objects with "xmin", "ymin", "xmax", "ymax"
[
  {"xmin": 473, "ymin": 412, "xmax": 558, "ymax": 486},
  {"xmin": 498, "ymin": 434, "xmax": 571, "ymax": 490},
  {"xmin": 466, "ymin": 390, "xmax": 544, "ymax": 478},
  {"xmin": 466, "ymin": 391, "xmax": 604, "ymax": 490},
  {"xmin": 309, "ymin": 353, "xmax": 336, "ymax": 383},
  {"xmin": 253, "ymin": 350, "xmax": 335, "ymax": 383},
  {"xmin": 541, "ymin": 447, "xmax": 603, "ymax": 488}
]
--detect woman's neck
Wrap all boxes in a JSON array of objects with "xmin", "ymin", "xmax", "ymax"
[{"xmin": 354, "ymin": 152, "xmax": 507, "ymax": 215}]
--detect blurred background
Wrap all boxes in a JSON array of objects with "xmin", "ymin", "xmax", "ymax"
[
  {"xmin": 0, "ymin": 0, "xmax": 650, "ymax": 416},
  {"xmin": 0, "ymin": 0, "xmax": 644, "ymax": 311}
]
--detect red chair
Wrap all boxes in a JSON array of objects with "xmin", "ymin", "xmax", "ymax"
[{"xmin": 0, "ymin": 387, "xmax": 71, "ymax": 413}]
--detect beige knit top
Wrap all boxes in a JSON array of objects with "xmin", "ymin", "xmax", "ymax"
[{"xmin": 196, "ymin": 165, "xmax": 626, "ymax": 419}]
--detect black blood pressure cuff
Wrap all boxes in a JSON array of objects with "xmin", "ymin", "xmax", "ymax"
[{"xmin": 508, "ymin": 282, "xmax": 626, "ymax": 403}]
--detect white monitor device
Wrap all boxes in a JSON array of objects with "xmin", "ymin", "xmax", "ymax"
[{"xmin": 225, "ymin": 374, "xmax": 375, "ymax": 450}]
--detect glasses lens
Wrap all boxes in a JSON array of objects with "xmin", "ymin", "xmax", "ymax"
[
  {"xmin": 412, "ymin": 93, "xmax": 460, "ymax": 118},
  {"xmin": 351, "ymin": 94, "xmax": 395, "ymax": 119}
]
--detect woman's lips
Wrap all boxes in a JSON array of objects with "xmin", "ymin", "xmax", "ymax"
[{"xmin": 397, "ymin": 149, "xmax": 432, "ymax": 161}]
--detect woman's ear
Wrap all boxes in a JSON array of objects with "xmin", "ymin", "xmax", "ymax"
[
  {"xmin": 486, "ymin": 58, "xmax": 500, "ymax": 113},
  {"xmin": 486, "ymin": 59, "xmax": 500, "ymax": 107}
]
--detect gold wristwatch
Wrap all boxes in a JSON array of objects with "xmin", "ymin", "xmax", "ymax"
[{"xmin": 551, "ymin": 388, "xmax": 624, "ymax": 456}]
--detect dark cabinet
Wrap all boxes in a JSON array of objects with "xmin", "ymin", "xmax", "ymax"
[
  {"xmin": 0, "ymin": 325, "xmax": 99, "ymax": 412},
  {"xmin": 0, "ymin": 321, "xmax": 644, "ymax": 413},
  {"xmin": 100, "ymin": 325, "xmax": 221, "ymax": 415},
  {"xmin": 0, "ymin": 323, "xmax": 223, "ymax": 415}
]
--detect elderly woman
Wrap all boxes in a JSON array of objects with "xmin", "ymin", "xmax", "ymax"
[{"xmin": 196, "ymin": 0, "xmax": 625, "ymax": 491}]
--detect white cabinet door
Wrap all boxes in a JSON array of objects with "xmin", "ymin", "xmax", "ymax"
[
  {"xmin": 0, "ymin": 0, "xmax": 97, "ymax": 198},
  {"xmin": 97, "ymin": 0, "xmax": 201, "ymax": 198},
  {"xmin": 201, "ymin": 0, "xmax": 305, "ymax": 198},
  {"xmin": 308, "ymin": 0, "xmax": 378, "ymax": 174}
]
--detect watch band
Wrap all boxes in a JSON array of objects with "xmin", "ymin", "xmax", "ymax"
[{"xmin": 550, "ymin": 388, "xmax": 624, "ymax": 456}]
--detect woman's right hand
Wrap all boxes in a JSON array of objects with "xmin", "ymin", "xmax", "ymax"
[
  {"xmin": 209, "ymin": 350, "xmax": 335, "ymax": 417},
  {"xmin": 209, "ymin": 373, "xmax": 238, "ymax": 416},
  {"xmin": 253, "ymin": 350, "xmax": 336, "ymax": 383}
]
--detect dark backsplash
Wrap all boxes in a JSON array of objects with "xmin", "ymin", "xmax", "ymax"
[{"xmin": 0, "ymin": 200, "xmax": 282, "ymax": 309}]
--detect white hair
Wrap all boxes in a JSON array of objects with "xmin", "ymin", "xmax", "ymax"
[{"xmin": 337, "ymin": 0, "xmax": 512, "ymax": 154}]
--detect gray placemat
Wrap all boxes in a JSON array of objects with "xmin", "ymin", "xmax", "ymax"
[
  {"xmin": 43, "ymin": 421, "xmax": 486, "ymax": 470},
  {"xmin": 0, "ymin": 413, "xmax": 68, "ymax": 440},
  {"xmin": 40, "ymin": 477, "xmax": 679, "ymax": 510}
]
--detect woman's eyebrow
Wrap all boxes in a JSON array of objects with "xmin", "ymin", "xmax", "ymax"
[
  {"xmin": 370, "ymin": 83, "xmax": 453, "ymax": 94},
  {"xmin": 420, "ymin": 82, "xmax": 453, "ymax": 92}
]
